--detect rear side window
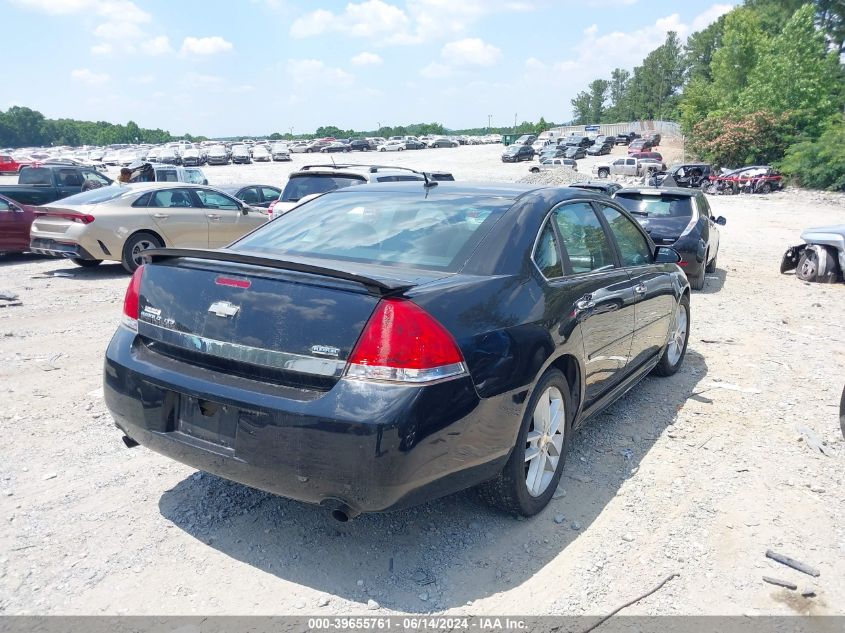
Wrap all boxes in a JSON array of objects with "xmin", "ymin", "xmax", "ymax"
[
  {"xmin": 614, "ymin": 194, "xmax": 693, "ymax": 219},
  {"xmin": 18, "ymin": 167, "xmax": 52, "ymax": 185},
  {"xmin": 235, "ymin": 192, "xmax": 511, "ymax": 271},
  {"xmin": 554, "ymin": 202, "xmax": 615, "ymax": 274},
  {"xmin": 533, "ymin": 221, "xmax": 563, "ymax": 278},
  {"xmin": 0, "ymin": 198, "xmax": 10, "ymax": 211},
  {"xmin": 157, "ymin": 169, "xmax": 179, "ymax": 182},
  {"xmin": 280, "ymin": 175, "xmax": 365, "ymax": 202},
  {"xmin": 261, "ymin": 186, "xmax": 280, "ymax": 201},
  {"xmin": 150, "ymin": 189, "xmax": 194, "ymax": 208}
]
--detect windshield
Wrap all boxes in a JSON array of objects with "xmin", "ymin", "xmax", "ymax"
[
  {"xmin": 234, "ymin": 191, "xmax": 512, "ymax": 271},
  {"xmin": 184, "ymin": 169, "xmax": 205, "ymax": 184},
  {"xmin": 52, "ymin": 185, "xmax": 130, "ymax": 205},
  {"xmin": 280, "ymin": 174, "xmax": 366, "ymax": 202},
  {"xmin": 614, "ymin": 193, "xmax": 694, "ymax": 218}
]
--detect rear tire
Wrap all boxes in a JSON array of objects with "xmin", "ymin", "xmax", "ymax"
[
  {"xmin": 689, "ymin": 262, "xmax": 705, "ymax": 290},
  {"xmin": 478, "ymin": 369, "xmax": 571, "ymax": 517},
  {"xmin": 121, "ymin": 232, "xmax": 162, "ymax": 273},
  {"xmin": 654, "ymin": 294, "xmax": 690, "ymax": 377},
  {"xmin": 71, "ymin": 258, "xmax": 102, "ymax": 268},
  {"xmin": 705, "ymin": 248, "xmax": 718, "ymax": 273}
]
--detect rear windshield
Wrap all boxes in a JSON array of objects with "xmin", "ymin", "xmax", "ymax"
[
  {"xmin": 234, "ymin": 191, "xmax": 512, "ymax": 271},
  {"xmin": 281, "ymin": 174, "xmax": 365, "ymax": 202},
  {"xmin": 614, "ymin": 193, "xmax": 694, "ymax": 218},
  {"xmin": 51, "ymin": 185, "xmax": 130, "ymax": 205},
  {"xmin": 18, "ymin": 167, "xmax": 52, "ymax": 185}
]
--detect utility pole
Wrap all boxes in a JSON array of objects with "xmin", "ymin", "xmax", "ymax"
[
  {"xmin": 514, "ymin": 113, "xmax": 517, "ymax": 130},
  {"xmin": 487, "ymin": 114, "xmax": 492, "ymax": 131}
]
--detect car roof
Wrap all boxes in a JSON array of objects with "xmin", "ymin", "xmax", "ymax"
[
  {"xmin": 217, "ymin": 183, "xmax": 279, "ymax": 191},
  {"xmin": 615, "ymin": 186, "xmax": 696, "ymax": 197}
]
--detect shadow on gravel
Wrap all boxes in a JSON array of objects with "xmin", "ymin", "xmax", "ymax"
[
  {"xmin": 40, "ymin": 262, "xmax": 129, "ymax": 279},
  {"xmin": 700, "ymin": 268, "xmax": 727, "ymax": 294},
  {"xmin": 0, "ymin": 252, "xmax": 50, "ymax": 267},
  {"xmin": 158, "ymin": 349, "xmax": 708, "ymax": 612}
]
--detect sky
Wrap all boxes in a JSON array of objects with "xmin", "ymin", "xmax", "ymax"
[{"xmin": 3, "ymin": 0, "xmax": 736, "ymax": 137}]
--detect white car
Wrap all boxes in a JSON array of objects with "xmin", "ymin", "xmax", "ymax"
[
  {"xmin": 252, "ymin": 145, "xmax": 271, "ymax": 162},
  {"xmin": 529, "ymin": 158, "xmax": 577, "ymax": 173},
  {"xmin": 271, "ymin": 144, "xmax": 291, "ymax": 161},
  {"xmin": 289, "ymin": 142, "xmax": 310, "ymax": 153},
  {"xmin": 379, "ymin": 140, "xmax": 405, "ymax": 152}
]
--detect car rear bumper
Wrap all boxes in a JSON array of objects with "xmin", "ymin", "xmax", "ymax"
[
  {"xmin": 103, "ymin": 327, "xmax": 514, "ymax": 514},
  {"xmin": 29, "ymin": 237, "xmax": 99, "ymax": 260}
]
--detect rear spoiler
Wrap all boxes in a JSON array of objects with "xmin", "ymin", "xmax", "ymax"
[{"xmin": 142, "ymin": 248, "xmax": 413, "ymax": 296}]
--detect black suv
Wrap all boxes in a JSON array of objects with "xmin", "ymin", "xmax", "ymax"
[{"xmin": 613, "ymin": 187, "xmax": 726, "ymax": 290}]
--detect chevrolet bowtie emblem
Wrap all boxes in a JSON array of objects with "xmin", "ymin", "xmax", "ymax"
[{"xmin": 208, "ymin": 301, "xmax": 240, "ymax": 318}]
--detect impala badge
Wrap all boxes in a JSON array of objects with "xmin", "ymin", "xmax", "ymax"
[{"xmin": 208, "ymin": 301, "xmax": 240, "ymax": 318}]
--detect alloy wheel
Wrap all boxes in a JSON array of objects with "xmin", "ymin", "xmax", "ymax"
[
  {"xmin": 524, "ymin": 386, "xmax": 565, "ymax": 497},
  {"xmin": 131, "ymin": 239, "xmax": 156, "ymax": 267},
  {"xmin": 667, "ymin": 302, "xmax": 688, "ymax": 366}
]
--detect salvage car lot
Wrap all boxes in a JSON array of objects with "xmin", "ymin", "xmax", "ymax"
[{"xmin": 0, "ymin": 143, "xmax": 843, "ymax": 616}]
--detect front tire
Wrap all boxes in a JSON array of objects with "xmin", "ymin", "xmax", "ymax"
[
  {"xmin": 121, "ymin": 232, "xmax": 162, "ymax": 273},
  {"xmin": 796, "ymin": 247, "xmax": 841, "ymax": 283},
  {"xmin": 689, "ymin": 260, "xmax": 706, "ymax": 290},
  {"xmin": 654, "ymin": 294, "xmax": 690, "ymax": 377},
  {"xmin": 478, "ymin": 369, "xmax": 571, "ymax": 516},
  {"xmin": 598, "ymin": 168, "xmax": 609, "ymax": 178}
]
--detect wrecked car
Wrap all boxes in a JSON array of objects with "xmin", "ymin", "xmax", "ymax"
[
  {"xmin": 705, "ymin": 166, "xmax": 784, "ymax": 195},
  {"xmin": 780, "ymin": 225, "xmax": 845, "ymax": 284},
  {"xmin": 650, "ymin": 163, "xmax": 713, "ymax": 189}
]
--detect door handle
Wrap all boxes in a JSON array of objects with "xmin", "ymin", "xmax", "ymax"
[
  {"xmin": 207, "ymin": 214, "xmax": 221, "ymax": 220},
  {"xmin": 152, "ymin": 213, "xmax": 169, "ymax": 219},
  {"xmin": 634, "ymin": 283, "xmax": 647, "ymax": 295},
  {"xmin": 576, "ymin": 296, "xmax": 596, "ymax": 311}
]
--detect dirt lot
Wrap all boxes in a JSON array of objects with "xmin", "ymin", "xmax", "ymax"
[{"xmin": 1, "ymin": 143, "xmax": 843, "ymax": 616}]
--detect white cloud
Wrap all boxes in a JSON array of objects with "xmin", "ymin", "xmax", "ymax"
[
  {"xmin": 441, "ymin": 38, "xmax": 502, "ymax": 66},
  {"xmin": 351, "ymin": 51, "xmax": 383, "ymax": 66},
  {"xmin": 140, "ymin": 35, "xmax": 172, "ymax": 56},
  {"xmin": 290, "ymin": 0, "xmax": 531, "ymax": 45},
  {"xmin": 420, "ymin": 62, "xmax": 452, "ymax": 78},
  {"xmin": 71, "ymin": 68, "xmax": 110, "ymax": 85},
  {"xmin": 290, "ymin": 0, "xmax": 409, "ymax": 39},
  {"xmin": 136, "ymin": 74, "xmax": 155, "ymax": 84},
  {"xmin": 94, "ymin": 20, "xmax": 144, "ymax": 40},
  {"xmin": 691, "ymin": 3, "xmax": 734, "ymax": 32},
  {"xmin": 286, "ymin": 59, "xmax": 354, "ymax": 86},
  {"xmin": 91, "ymin": 42, "xmax": 113, "ymax": 55},
  {"xmin": 525, "ymin": 57, "xmax": 545, "ymax": 71},
  {"xmin": 180, "ymin": 36, "xmax": 234, "ymax": 55},
  {"xmin": 185, "ymin": 72, "xmax": 225, "ymax": 87}
]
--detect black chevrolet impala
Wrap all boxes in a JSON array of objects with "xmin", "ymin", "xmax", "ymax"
[{"xmin": 104, "ymin": 182, "xmax": 691, "ymax": 519}]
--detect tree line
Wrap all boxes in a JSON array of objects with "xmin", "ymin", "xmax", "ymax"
[
  {"xmin": 569, "ymin": 0, "xmax": 845, "ymax": 189},
  {"xmin": 0, "ymin": 106, "xmax": 202, "ymax": 148}
]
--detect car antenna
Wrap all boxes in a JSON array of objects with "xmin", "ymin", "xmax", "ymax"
[
  {"xmin": 331, "ymin": 156, "xmax": 337, "ymax": 168},
  {"xmin": 422, "ymin": 172, "xmax": 438, "ymax": 188}
]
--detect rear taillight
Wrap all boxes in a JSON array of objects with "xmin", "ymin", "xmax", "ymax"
[
  {"xmin": 121, "ymin": 265, "xmax": 145, "ymax": 331},
  {"xmin": 346, "ymin": 298, "xmax": 466, "ymax": 384}
]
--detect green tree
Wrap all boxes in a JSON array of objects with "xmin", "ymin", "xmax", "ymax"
[
  {"xmin": 779, "ymin": 114, "xmax": 845, "ymax": 190},
  {"xmin": 684, "ymin": 15, "xmax": 726, "ymax": 82},
  {"xmin": 708, "ymin": 8, "xmax": 767, "ymax": 109},
  {"xmin": 570, "ymin": 91, "xmax": 592, "ymax": 125},
  {"xmin": 606, "ymin": 68, "xmax": 631, "ymax": 121},
  {"xmin": 741, "ymin": 4, "xmax": 844, "ymax": 134},
  {"xmin": 588, "ymin": 79, "xmax": 609, "ymax": 123}
]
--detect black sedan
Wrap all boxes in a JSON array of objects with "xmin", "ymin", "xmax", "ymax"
[
  {"xmin": 613, "ymin": 187, "xmax": 725, "ymax": 290},
  {"xmin": 320, "ymin": 142, "xmax": 351, "ymax": 153},
  {"xmin": 429, "ymin": 138, "xmax": 458, "ymax": 148},
  {"xmin": 538, "ymin": 146, "xmax": 568, "ymax": 161},
  {"xmin": 586, "ymin": 142, "xmax": 613, "ymax": 156},
  {"xmin": 564, "ymin": 146, "xmax": 587, "ymax": 160},
  {"xmin": 404, "ymin": 139, "xmax": 427, "ymax": 150},
  {"xmin": 104, "ymin": 182, "xmax": 691, "ymax": 519},
  {"xmin": 502, "ymin": 144, "xmax": 534, "ymax": 162},
  {"xmin": 216, "ymin": 184, "xmax": 282, "ymax": 209}
]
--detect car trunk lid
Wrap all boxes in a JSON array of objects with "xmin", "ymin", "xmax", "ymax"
[{"xmin": 135, "ymin": 249, "xmax": 445, "ymax": 390}]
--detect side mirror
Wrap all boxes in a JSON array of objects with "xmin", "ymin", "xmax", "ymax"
[
  {"xmin": 715, "ymin": 216, "xmax": 726, "ymax": 226},
  {"xmin": 202, "ymin": 179, "xmax": 208, "ymax": 186},
  {"xmin": 655, "ymin": 246, "xmax": 681, "ymax": 264}
]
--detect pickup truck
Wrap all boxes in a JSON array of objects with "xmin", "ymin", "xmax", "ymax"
[
  {"xmin": 592, "ymin": 157, "xmax": 665, "ymax": 179},
  {"xmin": 0, "ymin": 165, "xmax": 113, "ymax": 206}
]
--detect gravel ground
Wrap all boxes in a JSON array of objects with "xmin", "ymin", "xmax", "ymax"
[{"xmin": 0, "ymin": 143, "xmax": 843, "ymax": 616}]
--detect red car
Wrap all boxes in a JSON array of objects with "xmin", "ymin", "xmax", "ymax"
[
  {"xmin": 0, "ymin": 154, "xmax": 35, "ymax": 175},
  {"xmin": 708, "ymin": 166, "xmax": 784, "ymax": 194},
  {"xmin": 0, "ymin": 193, "xmax": 36, "ymax": 254},
  {"xmin": 630, "ymin": 151, "xmax": 663, "ymax": 161}
]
